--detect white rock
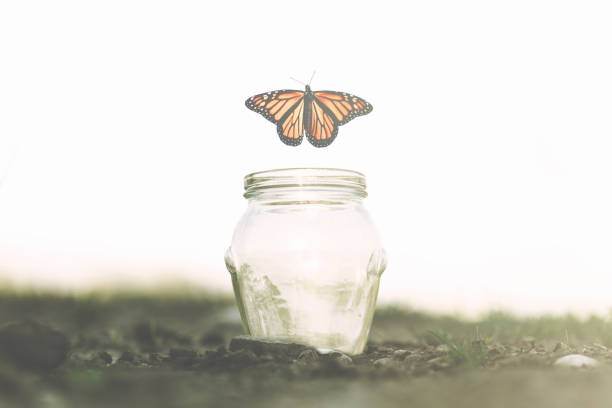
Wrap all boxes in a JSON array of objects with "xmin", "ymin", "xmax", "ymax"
[{"xmin": 554, "ymin": 354, "xmax": 599, "ymax": 368}]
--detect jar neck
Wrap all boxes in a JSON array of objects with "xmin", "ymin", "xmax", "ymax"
[
  {"xmin": 247, "ymin": 186, "xmax": 365, "ymax": 205},
  {"xmin": 243, "ymin": 168, "xmax": 367, "ymax": 205}
]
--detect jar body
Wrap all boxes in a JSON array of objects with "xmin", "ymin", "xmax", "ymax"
[{"xmin": 225, "ymin": 169, "xmax": 386, "ymax": 355}]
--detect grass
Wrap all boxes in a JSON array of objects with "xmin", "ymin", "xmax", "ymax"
[
  {"xmin": 425, "ymin": 329, "xmax": 489, "ymax": 367},
  {"xmin": 3, "ymin": 288, "xmax": 612, "ymax": 407},
  {"xmin": 373, "ymin": 305, "xmax": 612, "ymax": 347}
]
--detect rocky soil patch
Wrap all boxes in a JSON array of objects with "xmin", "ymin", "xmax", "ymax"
[{"xmin": 1, "ymin": 291, "xmax": 612, "ymax": 407}]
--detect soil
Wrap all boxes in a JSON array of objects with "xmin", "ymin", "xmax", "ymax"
[{"xmin": 1, "ymin": 290, "xmax": 612, "ymax": 408}]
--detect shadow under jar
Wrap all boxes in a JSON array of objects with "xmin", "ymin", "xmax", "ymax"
[{"xmin": 225, "ymin": 168, "xmax": 387, "ymax": 355}]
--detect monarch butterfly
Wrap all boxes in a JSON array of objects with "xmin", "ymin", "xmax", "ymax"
[{"xmin": 245, "ymin": 85, "xmax": 373, "ymax": 147}]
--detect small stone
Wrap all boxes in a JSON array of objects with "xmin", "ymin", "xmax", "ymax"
[
  {"xmin": 372, "ymin": 356, "xmax": 401, "ymax": 376},
  {"xmin": 0, "ymin": 320, "xmax": 69, "ymax": 371},
  {"xmin": 229, "ymin": 335, "xmax": 311, "ymax": 362},
  {"xmin": 392, "ymin": 349, "xmax": 410, "ymax": 360},
  {"xmin": 403, "ymin": 352, "xmax": 422, "ymax": 364},
  {"xmin": 592, "ymin": 343, "xmax": 608, "ymax": 351},
  {"xmin": 85, "ymin": 352, "xmax": 112, "ymax": 367},
  {"xmin": 487, "ymin": 344, "xmax": 506, "ymax": 359},
  {"xmin": 314, "ymin": 351, "xmax": 357, "ymax": 376},
  {"xmin": 435, "ymin": 344, "xmax": 450, "ymax": 354},
  {"xmin": 427, "ymin": 356, "xmax": 451, "ymax": 370},
  {"xmin": 554, "ymin": 354, "xmax": 599, "ymax": 368},
  {"xmin": 296, "ymin": 349, "xmax": 319, "ymax": 364},
  {"xmin": 374, "ymin": 357, "xmax": 395, "ymax": 368},
  {"xmin": 119, "ymin": 351, "xmax": 136, "ymax": 363},
  {"xmin": 326, "ymin": 351, "xmax": 353, "ymax": 366},
  {"xmin": 533, "ymin": 344, "xmax": 547, "ymax": 353},
  {"xmin": 148, "ymin": 353, "xmax": 164, "ymax": 365},
  {"xmin": 97, "ymin": 351, "xmax": 112, "ymax": 365},
  {"xmin": 65, "ymin": 351, "xmax": 109, "ymax": 368}
]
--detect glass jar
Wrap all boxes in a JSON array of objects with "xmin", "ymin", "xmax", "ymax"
[{"xmin": 224, "ymin": 168, "xmax": 387, "ymax": 355}]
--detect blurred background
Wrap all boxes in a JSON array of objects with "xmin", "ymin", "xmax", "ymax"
[{"xmin": 1, "ymin": 0, "xmax": 611, "ymax": 316}]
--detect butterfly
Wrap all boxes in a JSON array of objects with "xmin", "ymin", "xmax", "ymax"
[{"xmin": 245, "ymin": 85, "xmax": 373, "ymax": 147}]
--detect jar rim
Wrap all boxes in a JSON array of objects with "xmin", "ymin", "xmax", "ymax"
[{"xmin": 244, "ymin": 168, "xmax": 367, "ymax": 199}]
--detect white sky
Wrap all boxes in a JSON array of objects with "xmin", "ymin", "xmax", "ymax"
[{"xmin": 1, "ymin": 1, "xmax": 611, "ymax": 316}]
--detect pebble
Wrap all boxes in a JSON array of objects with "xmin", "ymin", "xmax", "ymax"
[
  {"xmin": 119, "ymin": 351, "xmax": 136, "ymax": 363},
  {"xmin": 487, "ymin": 344, "xmax": 506, "ymax": 359},
  {"xmin": 97, "ymin": 351, "xmax": 113, "ymax": 365},
  {"xmin": 327, "ymin": 351, "xmax": 353, "ymax": 366},
  {"xmin": 392, "ymin": 349, "xmax": 410, "ymax": 360},
  {"xmin": 554, "ymin": 354, "xmax": 599, "ymax": 368},
  {"xmin": 427, "ymin": 356, "xmax": 451, "ymax": 370},
  {"xmin": 148, "ymin": 353, "xmax": 164, "ymax": 365},
  {"xmin": 83, "ymin": 351, "xmax": 113, "ymax": 367},
  {"xmin": 435, "ymin": 344, "xmax": 450, "ymax": 353},
  {"xmin": 372, "ymin": 356, "xmax": 402, "ymax": 376},
  {"xmin": 403, "ymin": 353, "xmax": 422, "ymax": 364},
  {"xmin": 0, "ymin": 320, "xmax": 69, "ymax": 370},
  {"xmin": 374, "ymin": 357, "xmax": 395, "ymax": 368},
  {"xmin": 64, "ymin": 351, "xmax": 109, "ymax": 369}
]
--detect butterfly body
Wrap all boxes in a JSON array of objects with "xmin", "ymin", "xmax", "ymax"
[
  {"xmin": 245, "ymin": 85, "xmax": 372, "ymax": 147},
  {"xmin": 302, "ymin": 85, "xmax": 314, "ymax": 138}
]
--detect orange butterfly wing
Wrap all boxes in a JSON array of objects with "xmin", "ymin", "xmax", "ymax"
[
  {"xmin": 313, "ymin": 91, "xmax": 373, "ymax": 125},
  {"xmin": 305, "ymin": 91, "xmax": 373, "ymax": 147},
  {"xmin": 305, "ymin": 97, "xmax": 338, "ymax": 148},
  {"xmin": 245, "ymin": 90, "xmax": 305, "ymax": 146}
]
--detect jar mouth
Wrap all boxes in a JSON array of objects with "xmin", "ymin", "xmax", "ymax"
[{"xmin": 244, "ymin": 168, "xmax": 367, "ymax": 199}]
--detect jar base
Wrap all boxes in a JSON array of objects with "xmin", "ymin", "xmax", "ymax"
[{"xmin": 232, "ymin": 263, "xmax": 381, "ymax": 355}]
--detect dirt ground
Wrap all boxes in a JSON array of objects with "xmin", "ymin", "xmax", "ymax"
[{"xmin": 1, "ymin": 289, "xmax": 612, "ymax": 408}]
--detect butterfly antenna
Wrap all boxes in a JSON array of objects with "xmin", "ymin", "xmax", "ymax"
[
  {"xmin": 308, "ymin": 70, "xmax": 317, "ymax": 86},
  {"xmin": 289, "ymin": 77, "xmax": 307, "ymax": 86}
]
